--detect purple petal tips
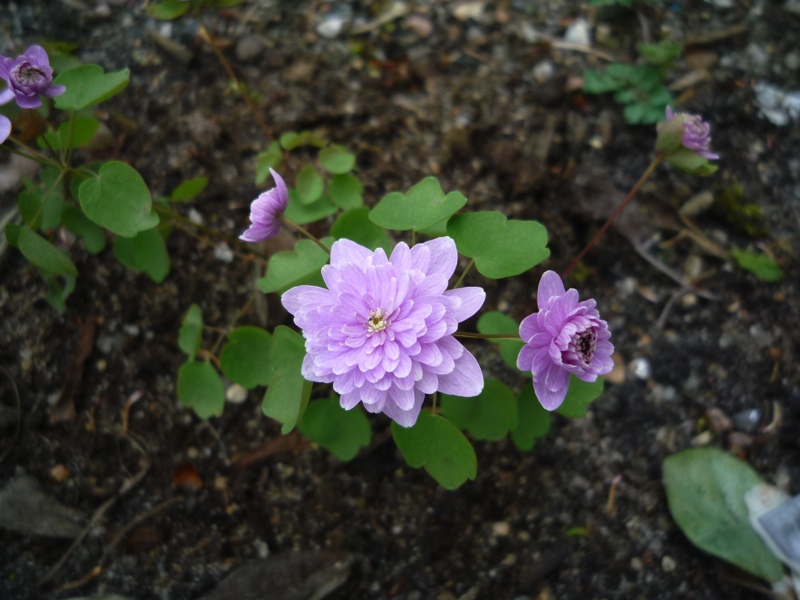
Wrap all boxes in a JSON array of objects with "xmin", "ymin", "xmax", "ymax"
[
  {"xmin": 282, "ymin": 237, "xmax": 486, "ymax": 427},
  {"xmin": 0, "ymin": 45, "xmax": 65, "ymax": 111},
  {"xmin": 656, "ymin": 107, "xmax": 719, "ymax": 175},
  {"xmin": 517, "ymin": 271, "xmax": 614, "ymax": 411},
  {"xmin": 239, "ymin": 169, "xmax": 290, "ymax": 242}
]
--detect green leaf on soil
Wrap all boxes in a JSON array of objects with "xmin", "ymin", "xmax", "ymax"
[
  {"xmin": 42, "ymin": 272, "xmax": 76, "ymax": 313},
  {"xmin": 178, "ymin": 304, "xmax": 203, "ymax": 359},
  {"xmin": 731, "ymin": 248, "xmax": 782, "ymax": 282},
  {"xmin": 328, "ymin": 173, "xmax": 364, "ymax": 210},
  {"xmin": 447, "ymin": 212, "xmax": 549, "ymax": 279},
  {"xmin": 170, "ymin": 176, "xmax": 208, "ymax": 202},
  {"xmin": 319, "ymin": 145, "xmax": 356, "ymax": 175},
  {"xmin": 392, "ymin": 411, "xmax": 477, "ymax": 490},
  {"xmin": 440, "ymin": 378, "xmax": 518, "ymax": 441},
  {"xmin": 263, "ymin": 326, "xmax": 312, "ymax": 433},
  {"xmin": 284, "ymin": 190, "xmax": 338, "ymax": 225},
  {"xmin": 298, "ymin": 397, "xmax": 372, "ymax": 461},
  {"xmin": 663, "ymin": 447, "xmax": 784, "ymax": 583},
  {"xmin": 257, "ymin": 238, "xmax": 332, "ymax": 294},
  {"xmin": 279, "ymin": 130, "xmax": 326, "ymax": 150},
  {"xmin": 18, "ymin": 228, "xmax": 78, "ymax": 276},
  {"xmin": 38, "ymin": 116, "xmax": 99, "ymax": 151},
  {"xmin": 54, "ymin": 65, "xmax": 130, "ymax": 111},
  {"xmin": 511, "ymin": 386, "xmax": 552, "ymax": 451},
  {"xmin": 219, "ymin": 326, "xmax": 273, "ymax": 389},
  {"xmin": 79, "ymin": 161, "xmax": 159, "ymax": 237},
  {"xmin": 296, "ymin": 165, "xmax": 324, "ymax": 205},
  {"xmin": 113, "ymin": 228, "xmax": 170, "ymax": 283},
  {"xmin": 370, "ymin": 177, "xmax": 467, "ymax": 232},
  {"xmin": 476, "ymin": 311, "xmax": 524, "ymax": 370},
  {"xmin": 177, "ymin": 361, "xmax": 225, "ymax": 419},
  {"xmin": 62, "ymin": 206, "xmax": 106, "ymax": 253},
  {"xmin": 331, "ymin": 208, "xmax": 391, "ymax": 251},
  {"xmin": 147, "ymin": 0, "xmax": 190, "ymax": 19},
  {"xmin": 255, "ymin": 142, "xmax": 283, "ymax": 185},
  {"xmin": 556, "ymin": 376, "xmax": 604, "ymax": 418}
]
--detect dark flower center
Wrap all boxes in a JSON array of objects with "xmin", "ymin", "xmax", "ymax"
[
  {"xmin": 13, "ymin": 63, "xmax": 46, "ymax": 86},
  {"xmin": 574, "ymin": 329, "xmax": 596, "ymax": 363}
]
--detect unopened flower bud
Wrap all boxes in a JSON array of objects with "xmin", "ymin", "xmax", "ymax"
[{"xmin": 655, "ymin": 107, "xmax": 719, "ymax": 175}]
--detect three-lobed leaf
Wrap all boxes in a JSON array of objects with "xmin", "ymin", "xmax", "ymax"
[
  {"xmin": 296, "ymin": 165, "xmax": 324, "ymax": 205},
  {"xmin": 440, "ymin": 378, "xmax": 518, "ymax": 441},
  {"xmin": 257, "ymin": 238, "xmax": 332, "ymax": 294},
  {"xmin": 298, "ymin": 397, "xmax": 371, "ymax": 461},
  {"xmin": 447, "ymin": 212, "xmax": 549, "ymax": 279},
  {"xmin": 319, "ymin": 145, "xmax": 355, "ymax": 175},
  {"xmin": 177, "ymin": 361, "xmax": 225, "ymax": 419},
  {"xmin": 328, "ymin": 173, "xmax": 363, "ymax": 210},
  {"xmin": 79, "ymin": 161, "xmax": 159, "ymax": 237},
  {"xmin": 663, "ymin": 448, "xmax": 784, "ymax": 583},
  {"xmin": 556, "ymin": 376, "xmax": 604, "ymax": 418},
  {"xmin": 511, "ymin": 386, "xmax": 552, "ymax": 451},
  {"xmin": 331, "ymin": 208, "xmax": 391, "ymax": 252},
  {"xmin": 392, "ymin": 411, "xmax": 477, "ymax": 490},
  {"xmin": 219, "ymin": 326, "xmax": 273, "ymax": 389},
  {"xmin": 62, "ymin": 206, "xmax": 106, "ymax": 254},
  {"xmin": 284, "ymin": 190, "xmax": 338, "ymax": 225},
  {"xmin": 54, "ymin": 65, "xmax": 130, "ymax": 111},
  {"xmin": 263, "ymin": 326, "xmax": 312, "ymax": 433},
  {"xmin": 113, "ymin": 228, "xmax": 170, "ymax": 283},
  {"xmin": 370, "ymin": 177, "xmax": 467, "ymax": 231}
]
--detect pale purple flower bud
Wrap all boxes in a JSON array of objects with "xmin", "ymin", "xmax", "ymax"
[
  {"xmin": 517, "ymin": 271, "xmax": 614, "ymax": 411},
  {"xmin": 240, "ymin": 169, "xmax": 289, "ymax": 242},
  {"xmin": 663, "ymin": 106, "xmax": 719, "ymax": 160},
  {"xmin": 0, "ymin": 45, "xmax": 65, "ymax": 110},
  {"xmin": 282, "ymin": 237, "xmax": 486, "ymax": 427}
]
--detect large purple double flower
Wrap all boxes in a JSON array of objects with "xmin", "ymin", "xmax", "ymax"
[
  {"xmin": 0, "ymin": 45, "xmax": 66, "ymax": 144},
  {"xmin": 282, "ymin": 237, "xmax": 485, "ymax": 427},
  {"xmin": 517, "ymin": 271, "xmax": 614, "ymax": 410}
]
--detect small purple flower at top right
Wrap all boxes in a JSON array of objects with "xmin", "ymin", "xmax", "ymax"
[
  {"xmin": 517, "ymin": 271, "xmax": 614, "ymax": 411},
  {"xmin": 655, "ymin": 107, "xmax": 719, "ymax": 175},
  {"xmin": 663, "ymin": 106, "xmax": 719, "ymax": 160}
]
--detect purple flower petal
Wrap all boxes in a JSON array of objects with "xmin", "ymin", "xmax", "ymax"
[
  {"xmin": 0, "ymin": 116, "xmax": 11, "ymax": 144},
  {"xmin": 14, "ymin": 93, "xmax": 41, "ymax": 109},
  {"xmin": 519, "ymin": 271, "xmax": 614, "ymax": 411},
  {"xmin": 0, "ymin": 88, "xmax": 14, "ymax": 106},
  {"xmin": 23, "ymin": 45, "xmax": 49, "ymax": 67},
  {"xmin": 238, "ymin": 170, "xmax": 289, "ymax": 243},
  {"xmin": 282, "ymin": 236, "xmax": 485, "ymax": 427},
  {"xmin": 43, "ymin": 84, "xmax": 66, "ymax": 98}
]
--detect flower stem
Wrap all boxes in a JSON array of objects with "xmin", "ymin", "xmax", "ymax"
[
  {"xmin": 454, "ymin": 332, "xmax": 523, "ymax": 341},
  {"xmin": 4, "ymin": 136, "xmax": 63, "ymax": 170},
  {"xmin": 453, "ymin": 257, "xmax": 475, "ymax": 289},
  {"xmin": 210, "ymin": 295, "xmax": 256, "ymax": 356},
  {"xmin": 199, "ymin": 24, "xmax": 272, "ymax": 141},
  {"xmin": 27, "ymin": 109, "xmax": 64, "ymax": 168},
  {"xmin": 562, "ymin": 158, "xmax": 661, "ymax": 279},
  {"xmin": 279, "ymin": 215, "xmax": 330, "ymax": 254}
]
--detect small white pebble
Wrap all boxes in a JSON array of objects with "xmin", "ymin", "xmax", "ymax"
[
  {"xmin": 213, "ymin": 243, "xmax": 235, "ymax": 263},
  {"xmin": 662, "ymin": 555, "xmax": 676, "ymax": 572},
  {"xmin": 226, "ymin": 384, "xmax": 248, "ymax": 404},
  {"xmin": 492, "ymin": 521, "xmax": 511, "ymax": 537}
]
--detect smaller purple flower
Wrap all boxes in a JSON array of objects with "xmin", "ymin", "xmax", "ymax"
[
  {"xmin": 0, "ymin": 116, "xmax": 10, "ymax": 145},
  {"xmin": 240, "ymin": 169, "xmax": 289, "ymax": 243},
  {"xmin": 0, "ymin": 45, "xmax": 65, "ymax": 110},
  {"xmin": 663, "ymin": 106, "xmax": 719, "ymax": 160},
  {"xmin": 517, "ymin": 271, "xmax": 614, "ymax": 411}
]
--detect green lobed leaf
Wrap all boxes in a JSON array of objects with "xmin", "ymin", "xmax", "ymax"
[
  {"xmin": 328, "ymin": 173, "xmax": 364, "ymax": 210},
  {"xmin": 257, "ymin": 238, "xmax": 332, "ymax": 294},
  {"xmin": 663, "ymin": 448, "xmax": 784, "ymax": 583},
  {"xmin": 113, "ymin": 228, "xmax": 170, "ymax": 283},
  {"xmin": 42, "ymin": 272, "xmax": 76, "ymax": 313},
  {"xmin": 283, "ymin": 190, "xmax": 338, "ymax": 225},
  {"xmin": 79, "ymin": 161, "xmax": 159, "ymax": 237},
  {"xmin": 263, "ymin": 326, "xmax": 312, "ymax": 433},
  {"xmin": 18, "ymin": 228, "xmax": 78, "ymax": 276},
  {"xmin": 511, "ymin": 386, "xmax": 552, "ymax": 451},
  {"xmin": 392, "ymin": 411, "xmax": 477, "ymax": 490},
  {"xmin": 178, "ymin": 304, "xmax": 203, "ymax": 359},
  {"xmin": 330, "ymin": 207, "xmax": 391, "ymax": 252},
  {"xmin": 255, "ymin": 142, "xmax": 283, "ymax": 185},
  {"xmin": 296, "ymin": 165, "xmax": 324, "ymax": 205},
  {"xmin": 298, "ymin": 397, "xmax": 372, "ymax": 461},
  {"xmin": 638, "ymin": 41, "xmax": 683, "ymax": 68},
  {"xmin": 556, "ymin": 376, "xmax": 604, "ymax": 418},
  {"xmin": 177, "ymin": 361, "xmax": 225, "ymax": 419},
  {"xmin": 319, "ymin": 145, "xmax": 356, "ymax": 175},
  {"xmin": 38, "ymin": 116, "xmax": 99, "ymax": 151},
  {"xmin": 476, "ymin": 311, "xmax": 524, "ymax": 370},
  {"xmin": 370, "ymin": 177, "xmax": 467, "ymax": 232},
  {"xmin": 219, "ymin": 326, "xmax": 273, "ymax": 389},
  {"xmin": 440, "ymin": 378, "xmax": 518, "ymax": 441},
  {"xmin": 147, "ymin": 0, "xmax": 191, "ymax": 19},
  {"xmin": 731, "ymin": 248, "xmax": 782, "ymax": 282},
  {"xmin": 447, "ymin": 212, "xmax": 550, "ymax": 279},
  {"xmin": 62, "ymin": 206, "xmax": 106, "ymax": 253},
  {"xmin": 4, "ymin": 223, "xmax": 22, "ymax": 247},
  {"xmin": 54, "ymin": 65, "xmax": 130, "ymax": 111},
  {"xmin": 279, "ymin": 130, "xmax": 326, "ymax": 150},
  {"xmin": 170, "ymin": 176, "xmax": 208, "ymax": 202}
]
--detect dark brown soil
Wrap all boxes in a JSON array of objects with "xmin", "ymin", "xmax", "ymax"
[{"xmin": 1, "ymin": 1, "xmax": 799, "ymax": 599}]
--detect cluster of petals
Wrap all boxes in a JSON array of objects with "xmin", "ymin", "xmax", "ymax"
[
  {"xmin": 665, "ymin": 106, "xmax": 719, "ymax": 160},
  {"xmin": 517, "ymin": 271, "xmax": 614, "ymax": 410},
  {"xmin": 239, "ymin": 169, "xmax": 289, "ymax": 242},
  {"xmin": 0, "ymin": 45, "xmax": 65, "ymax": 144},
  {"xmin": 282, "ymin": 237, "xmax": 485, "ymax": 427}
]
